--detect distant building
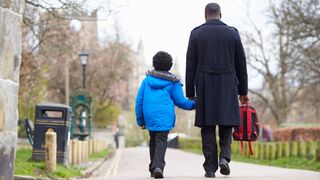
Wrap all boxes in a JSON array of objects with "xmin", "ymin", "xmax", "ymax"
[{"xmin": 120, "ymin": 39, "xmax": 147, "ymax": 110}]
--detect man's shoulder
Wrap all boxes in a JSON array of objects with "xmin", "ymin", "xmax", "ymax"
[
  {"xmin": 228, "ymin": 26, "xmax": 239, "ymax": 32},
  {"xmin": 227, "ymin": 26, "xmax": 241, "ymax": 39},
  {"xmin": 191, "ymin": 23, "xmax": 206, "ymax": 32}
]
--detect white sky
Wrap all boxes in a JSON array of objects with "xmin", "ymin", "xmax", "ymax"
[{"xmin": 96, "ymin": 0, "xmax": 270, "ymax": 89}]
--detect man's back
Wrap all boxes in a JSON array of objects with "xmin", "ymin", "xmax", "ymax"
[
  {"xmin": 186, "ymin": 18, "xmax": 247, "ymax": 126},
  {"xmin": 185, "ymin": 3, "xmax": 249, "ymax": 177},
  {"xmin": 190, "ymin": 19, "xmax": 239, "ymax": 68}
]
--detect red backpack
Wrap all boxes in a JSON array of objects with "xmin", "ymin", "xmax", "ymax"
[{"xmin": 233, "ymin": 103, "xmax": 260, "ymax": 156}]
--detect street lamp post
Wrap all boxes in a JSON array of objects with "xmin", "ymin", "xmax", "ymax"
[{"xmin": 79, "ymin": 49, "xmax": 89, "ymax": 89}]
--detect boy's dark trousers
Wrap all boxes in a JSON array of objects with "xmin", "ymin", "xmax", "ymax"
[
  {"xmin": 201, "ymin": 126, "xmax": 232, "ymax": 173},
  {"xmin": 149, "ymin": 131, "xmax": 169, "ymax": 173}
]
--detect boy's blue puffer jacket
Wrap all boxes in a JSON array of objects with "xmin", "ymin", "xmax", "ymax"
[{"xmin": 135, "ymin": 71, "xmax": 196, "ymax": 131}]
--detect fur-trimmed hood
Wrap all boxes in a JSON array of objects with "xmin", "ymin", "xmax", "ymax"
[{"xmin": 146, "ymin": 70, "xmax": 180, "ymax": 82}]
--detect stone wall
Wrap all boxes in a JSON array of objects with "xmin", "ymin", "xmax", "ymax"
[{"xmin": 0, "ymin": 0, "xmax": 23, "ymax": 179}]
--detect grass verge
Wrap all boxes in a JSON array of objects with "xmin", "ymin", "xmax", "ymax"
[
  {"xmin": 89, "ymin": 148, "xmax": 110, "ymax": 161},
  {"xmin": 15, "ymin": 148, "xmax": 82, "ymax": 179},
  {"xmin": 183, "ymin": 148, "xmax": 320, "ymax": 172}
]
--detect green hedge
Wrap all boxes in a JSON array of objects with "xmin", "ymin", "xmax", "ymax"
[{"xmin": 179, "ymin": 138, "xmax": 202, "ymax": 150}]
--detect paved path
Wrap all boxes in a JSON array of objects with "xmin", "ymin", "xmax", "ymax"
[{"xmin": 83, "ymin": 147, "xmax": 320, "ymax": 180}]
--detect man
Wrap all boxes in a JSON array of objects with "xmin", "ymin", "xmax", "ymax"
[{"xmin": 186, "ymin": 2, "xmax": 248, "ymax": 178}]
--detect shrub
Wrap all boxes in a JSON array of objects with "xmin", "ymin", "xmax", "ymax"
[{"xmin": 273, "ymin": 127, "xmax": 320, "ymax": 141}]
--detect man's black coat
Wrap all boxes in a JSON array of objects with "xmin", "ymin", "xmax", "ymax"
[{"xmin": 186, "ymin": 19, "xmax": 248, "ymax": 127}]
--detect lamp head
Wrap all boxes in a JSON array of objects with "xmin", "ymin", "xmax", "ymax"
[{"xmin": 79, "ymin": 49, "xmax": 89, "ymax": 66}]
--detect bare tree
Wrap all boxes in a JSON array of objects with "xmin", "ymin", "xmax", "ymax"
[{"xmin": 245, "ymin": 0, "xmax": 319, "ymax": 125}]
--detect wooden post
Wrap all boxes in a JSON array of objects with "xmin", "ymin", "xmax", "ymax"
[
  {"xmin": 92, "ymin": 140, "xmax": 95, "ymax": 153},
  {"xmin": 77, "ymin": 141, "xmax": 82, "ymax": 164},
  {"xmin": 98, "ymin": 140, "xmax": 101, "ymax": 152},
  {"xmin": 305, "ymin": 141, "xmax": 313, "ymax": 160},
  {"xmin": 232, "ymin": 142, "xmax": 237, "ymax": 154},
  {"xmin": 281, "ymin": 142, "xmax": 287, "ymax": 158},
  {"xmin": 275, "ymin": 143, "xmax": 281, "ymax": 159},
  {"xmin": 85, "ymin": 141, "xmax": 88, "ymax": 161},
  {"xmin": 263, "ymin": 143, "xmax": 267, "ymax": 160},
  {"xmin": 268, "ymin": 144, "xmax": 275, "ymax": 160},
  {"xmin": 257, "ymin": 143, "xmax": 263, "ymax": 159},
  {"xmin": 316, "ymin": 141, "xmax": 320, "ymax": 162},
  {"xmin": 297, "ymin": 141, "xmax": 303, "ymax": 157},
  {"xmin": 68, "ymin": 141, "xmax": 72, "ymax": 165},
  {"xmin": 72, "ymin": 140, "xmax": 77, "ymax": 165},
  {"xmin": 89, "ymin": 139, "xmax": 93, "ymax": 155},
  {"xmin": 290, "ymin": 142, "xmax": 296, "ymax": 157},
  {"xmin": 253, "ymin": 142, "xmax": 258, "ymax": 159},
  {"xmin": 45, "ymin": 129, "xmax": 56, "ymax": 172}
]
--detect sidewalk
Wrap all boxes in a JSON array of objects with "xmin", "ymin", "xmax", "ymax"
[{"xmin": 83, "ymin": 147, "xmax": 320, "ymax": 180}]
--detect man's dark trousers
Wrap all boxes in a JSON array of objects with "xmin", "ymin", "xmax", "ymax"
[
  {"xmin": 201, "ymin": 126, "xmax": 232, "ymax": 173},
  {"xmin": 149, "ymin": 131, "xmax": 169, "ymax": 172}
]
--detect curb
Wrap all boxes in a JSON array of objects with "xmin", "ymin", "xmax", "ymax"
[
  {"xmin": 14, "ymin": 175, "xmax": 51, "ymax": 180},
  {"xmin": 81, "ymin": 150, "xmax": 116, "ymax": 178}
]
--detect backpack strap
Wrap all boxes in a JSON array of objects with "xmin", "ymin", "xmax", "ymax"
[
  {"xmin": 246, "ymin": 103, "xmax": 254, "ymax": 156},
  {"xmin": 247, "ymin": 103, "xmax": 252, "ymax": 141},
  {"xmin": 239, "ymin": 107, "xmax": 245, "ymax": 155}
]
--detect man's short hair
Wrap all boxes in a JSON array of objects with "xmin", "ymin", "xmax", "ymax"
[
  {"xmin": 152, "ymin": 51, "xmax": 173, "ymax": 71},
  {"xmin": 205, "ymin": 3, "xmax": 221, "ymax": 17}
]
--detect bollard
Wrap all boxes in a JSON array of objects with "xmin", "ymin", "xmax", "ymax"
[
  {"xmin": 82, "ymin": 141, "xmax": 86, "ymax": 162},
  {"xmin": 93, "ymin": 140, "xmax": 96, "ymax": 153},
  {"xmin": 83, "ymin": 141, "xmax": 87, "ymax": 161},
  {"xmin": 96, "ymin": 140, "xmax": 99, "ymax": 153},
  {"xmin": 92, "ymin": 139, "xmax": 97, "ymax": 153},
  {"xmin": 97, "ymin": 140, "xmax": 101, "ymax": 152},
  {"xmin": 87, "ymin": 141, "xmax": 90, "ymax": 160},
  {"xmin": 68, "ymin": 141, "xmax": 72, "ymax": 165},
  {"xmin": 89, "ymin": 139, "xmax": 93, "ymax": 155},
  {"xmin": 84, "ymin": 141, "xmax": 88, "ymax": 161},
  {"xmin": 72, "ymin": 140, "xmax": 77, "ymax": 165},
  {"xmin": 45, "ymin": 129, "xmax": 56, "ymax": 172},
  {"xmin": 77, "ymin": 140, "xmax": 82, "ymax": 164},
  {"xmin": 97, "ymin": 140, "xmax": 100, "ymax": 152}
]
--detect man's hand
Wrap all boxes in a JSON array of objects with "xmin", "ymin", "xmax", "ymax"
[
  {"xmin": 239, "ymin": 95, "xmax": 249, "ymax": 105},
  {"xmin": 139, "ymin": 125, "xmax": 146, "ymax": 129}
]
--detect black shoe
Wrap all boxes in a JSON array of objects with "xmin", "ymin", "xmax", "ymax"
[
  {"xmin": 153, "ymin": 167, "xmax": 164, "ymax": 179},
  {"xmin": 150, "ymin": 172, "xmax": 154, "ymax": 177},
  {"xmin": 219, "ymin": 158, "xmax": 230, "ymax": 175},
  {"xmin": 205, "ymin": 172, "xmax": 215, "ymax": 178}
]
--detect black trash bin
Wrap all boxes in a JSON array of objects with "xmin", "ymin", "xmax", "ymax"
[{"xmin": 32, "ymin": 103, "xmax": 71, "ymax": 164}]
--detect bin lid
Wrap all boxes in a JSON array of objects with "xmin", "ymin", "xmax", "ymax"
[{"xmin": 37, "ymin": 103, "xmax": 71, "ymax": 110}]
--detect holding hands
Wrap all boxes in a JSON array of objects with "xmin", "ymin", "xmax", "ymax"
[{"xmin": 239, "ymin": 95, "xmax": 249, "ymax": 105}]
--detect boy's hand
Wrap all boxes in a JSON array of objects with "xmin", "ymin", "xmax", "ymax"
[
  {"xmin": 139, "ymin": 125, "xmax": 146, "ymax": 129},
  {"xmin": 239, "ymin": 95, "xmax": 249, "ymax": 105}
]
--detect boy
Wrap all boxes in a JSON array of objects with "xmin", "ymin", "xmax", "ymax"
[{"xmin": 135, "ymin": 51, "xmax": 196, "ymax": 179}]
